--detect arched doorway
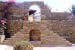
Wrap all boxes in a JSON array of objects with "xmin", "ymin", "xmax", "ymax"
[
  {"xmin": 4, "ymin": 23, "xmax": 10, "ymax": 38},
  {"xmin": 29, "ymin": 29, "xmax": 41, "ymax": 41},
  {"xmin": 28, "ymin": 5, "xmax": 41, "ymax": 22}
]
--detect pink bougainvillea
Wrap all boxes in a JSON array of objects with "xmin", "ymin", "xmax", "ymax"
[
  {"xmin": 0, "ymin": 20, "xmax": 6, "ymax": 25},
  {"xmin": 7, "ymin": 0, "xmax": 15, "ymax": 2}
]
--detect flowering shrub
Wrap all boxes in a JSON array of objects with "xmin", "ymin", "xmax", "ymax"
[
  {"xmin": 0, "ymin": 20, "xmax": 6, "ymax": 25},
  {"xmin": 0, "ymin": 20, "xmax": 6, "ymax": 30},
  {"xmin": 14, "ymin": 41, "xmax": 33, "ymax": 50}
]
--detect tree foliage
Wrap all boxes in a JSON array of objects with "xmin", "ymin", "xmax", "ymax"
[{"xmin": 72, "ymin": 5, "xmax": 75, "ymax": 15}]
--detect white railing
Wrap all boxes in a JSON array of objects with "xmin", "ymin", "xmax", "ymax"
[{"xmin": 34, "ymin": 47, "xmax": 75, "ymax": 50}]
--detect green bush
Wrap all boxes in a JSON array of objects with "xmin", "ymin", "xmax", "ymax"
[{"xmin": 14, "ymin": 41, "xmax": 33, "ymax": 50}]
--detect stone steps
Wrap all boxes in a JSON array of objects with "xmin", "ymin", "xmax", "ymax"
[
  {"xmin": 40, "ymin": 30, "xmax": 72, "ymax": 47},
  {"xmin": 0, "ymin": 23, "xmax": 72, "ymax": 47},
  {"xmin": 0, "ymin": 31, "xmax": 28, "ymax": 45}
]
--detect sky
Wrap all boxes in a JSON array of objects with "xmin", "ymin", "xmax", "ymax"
[{"xmin": 1, "ymin": 0, "xmax": 75, "ymax": 12}]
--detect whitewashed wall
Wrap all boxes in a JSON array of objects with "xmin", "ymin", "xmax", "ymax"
[{"xmin": 0, "ymin": 45, "xmax": 13, "ymax": 50}]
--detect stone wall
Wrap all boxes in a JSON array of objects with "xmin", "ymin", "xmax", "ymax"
[
  {"xmin": 50, "ymin": 20, "xmax": 75, "ymax": 43},
  {"xmin": 1, "ymin": 20, "xmax": 72, "ymax": 47},
  {"xmin": 50, "ymin": 12, "xmax": 71, "ymax": 20},
  {"xmin": 0, "ymin": 1, "xmax": 75, "ymax": 44},
  {"xmin": 18, "ymin": 1, "xmax": 51, "ymax": 20},
  {"xmin": 6, "ymin": 20, "xmax": 23, "ymax": 36},
  {"xmin": 22, "ymin": 20, "xmax": 71, "ymax": 47},
  {"xmin": 6, "ymin": 20, "xmax": 75, "ymax": 43},
  {"xmin": 0, "ymin": 1, "xmax": 51, "ymax": 20}
]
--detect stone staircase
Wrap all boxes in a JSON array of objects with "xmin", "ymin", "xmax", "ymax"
[
  {"xmin": 0, "ymin": 30, "xmax": 72, "ymax": 47},
  {"xmin": 0, "ymin": 31, "xmax": 29, "ymax": 46},
  {"xmin": 40, "ymin": 31, "xmax": 72, "ymax": 47}
]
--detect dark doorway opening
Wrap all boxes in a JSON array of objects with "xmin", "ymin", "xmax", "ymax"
[
  {"xmin": 4, "ymin": 29, "xmax": 10, "ymax": 38},
  {"xmin": 29, "ymin": 29, "xmax": 41, "ymax": 41},
  {"xmin": 29, "ymin": 10, "xmax": 36, "ymax": 15},
  {"xmin": 4, "ymin": 24, "xmax": 10, "ymax": 38}
]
